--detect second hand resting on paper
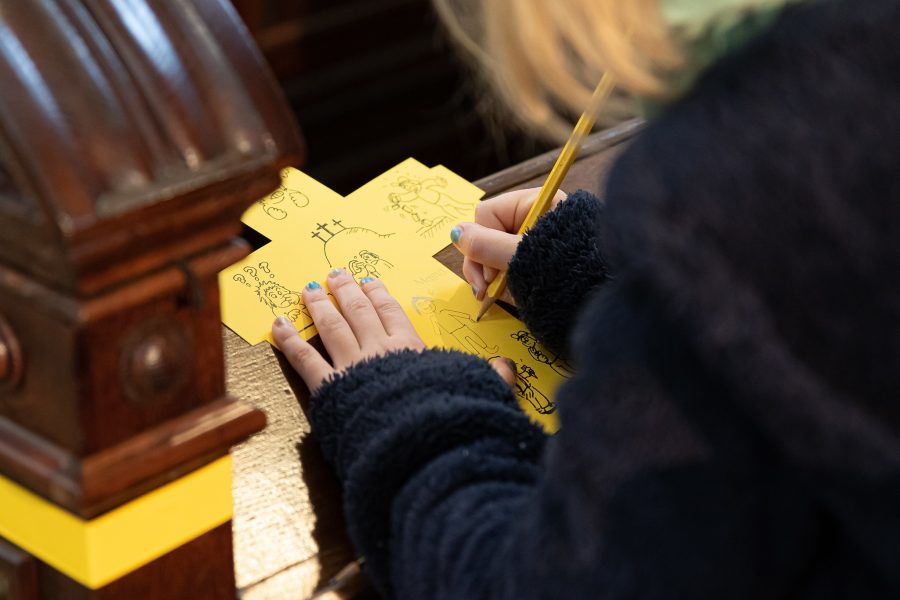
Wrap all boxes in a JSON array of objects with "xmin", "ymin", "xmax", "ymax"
[{"xmin": 270, "ymin": 267, "xmax": 517, "ymax": 393}]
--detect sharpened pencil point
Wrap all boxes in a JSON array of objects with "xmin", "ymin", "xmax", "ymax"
[{"xmin": 475, "ymin": 295, "xmax": 495, "ymax": 322}]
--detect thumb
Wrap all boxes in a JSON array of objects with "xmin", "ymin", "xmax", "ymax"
[
  {"xmin": 451, "ymin": 222, "xmax": 521, "ymax": 271},
  {"xmin": 488, "ymin": 357, "xmax": 517, "ymax": 387}
]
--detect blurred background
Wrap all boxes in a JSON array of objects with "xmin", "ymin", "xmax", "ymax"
[{"xmin": 232, "ymin": 0, "xmax": 552, "ymax": 195}]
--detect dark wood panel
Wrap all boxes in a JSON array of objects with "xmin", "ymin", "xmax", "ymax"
[
  {"xmin": 0, "ymin": 538, "xmax": 38, "ymax": 600},
  {"xmin": 231, "ymin": 0, "xmax": 553, "ymax": 195}
]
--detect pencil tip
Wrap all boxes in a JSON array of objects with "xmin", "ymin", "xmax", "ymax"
[{"xmin": 475, "ymin": 297, "xmax": 493, "ymax": 322}]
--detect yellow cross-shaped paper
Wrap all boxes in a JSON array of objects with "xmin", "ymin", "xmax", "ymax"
[{"xmin": 219, "ymin": 161, "xmax": 564, "ymax": 431}]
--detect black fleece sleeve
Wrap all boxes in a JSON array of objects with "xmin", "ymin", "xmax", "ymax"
[
  {"xmin": 307, "ymin": 295, "xmax": 811, "ymax": 600},
  {"xmin": 308, "ymin": 349, "xmax": 548, "ymax": 598},
  {"xmin": 506, "ymin": 190, "xmax": 610, "ymax": 356}
]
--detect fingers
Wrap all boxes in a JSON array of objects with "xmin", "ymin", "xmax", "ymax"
[
  {"xmin": 488, "ymin": 357, "xmax": 517, "ymax": 387},
  {"xmin": 475, "ymin": 188, "xmax": 568, "ymax": 233},
  {"xmin": 272, "ymin": 316, "xmax": 334, "ymax": 393},
  {"xmin": 451, "ymin": 222, "xmax": 521, "ymax": 270},
  {"xmin": 463, "ymin": 257, "xmax": 488, "ymax": 301},
  {"xmin": 358, "ymin": 276, "xmax": 419, "ymax": 338},
  {"xmin": 326, "ymin": 269, "xmax": 386, "ymax": 347},
  {"xmin": 483, "ymin": 265, "xmax": 499, "ymax": 285},
  {"xmin": 303, "ymin": 279, "xmax": 360, "ymax": 366},
  {"xmin": 475, "ymin": 189, "xmax": 537, "ymax": 233}
]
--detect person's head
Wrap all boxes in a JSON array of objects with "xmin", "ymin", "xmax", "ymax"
[
  {"xmin": 432, "ymin": 0, "xmax": 797, "ymax": 139},
  {"xmin": 257, "ymin": 281, "xmax": 299, "ymax": 309},
  {"xmin": 433, "ymin": 0, "xmax": 680, "ymax": 138}
]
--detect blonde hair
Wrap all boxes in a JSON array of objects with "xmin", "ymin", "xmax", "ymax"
[{"xmin": 433, "ymin": 0, "xmax": 683, "ymax": 140}]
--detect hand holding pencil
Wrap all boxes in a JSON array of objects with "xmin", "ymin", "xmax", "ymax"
[
  {"xmin": 449, "ymin": 187, "xmax": 569, "ymax": 303},
  {"xmin": 450, "ymin": 73, "xmax": 616, "ymax": 320}
]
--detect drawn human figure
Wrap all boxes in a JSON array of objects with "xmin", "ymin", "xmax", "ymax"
[
  {"xmin": 348, "ymin": 249, "xmax": 394, "ymax": 279},
  {"xmin": 312, "ymin": 220, "xmax": 396, "ymax": 278},
  {"xmin": 389, "ymin": 176, "xmax": 474, "ymax": 219},
  {"xmin": 413, "ymin": 297, "xmax": 499, "ymax": 356},
  {"xmin": 514, "ymin": 363, "xmax": 556, "ymax": 415},
  {"xmin": 256, "ymin": 280, "xmax": 310, "ymax": 323},
  {"xmin": 510, "ymin": 330, "xmax": 575, "ymax": 378},
  {"xmin": 386, "ymin": 193, "xmax": 454, "ymax": 238},
  {"xmin": 258, "ymin": 185, "xmax": 310, "ymax": 220}
]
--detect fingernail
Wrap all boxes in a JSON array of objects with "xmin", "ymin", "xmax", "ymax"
[
  {"xmin": 328, "ymin": 268, "xmax": 345, "ymax": 278},
  {"xmin": 274, "ymin": 316, "xmax": 291, "ymax": 328},
  {"xmin": 471, "ymin": 285, "xmax": 478, "ymax": 297},
  {"xmin": 307, "ymin": 281, "xmax": 321, "ymax": 290},
  {"xmin": 450, "ymin": 226, "xmax": 462, "ymax": 244},
  {"xmin": 360, "ymin": 276, "xmax": 375, "ymax": 284},
  {"xmin": 504, "ymin": 358, "xmax": 517, "ymax": 371}
]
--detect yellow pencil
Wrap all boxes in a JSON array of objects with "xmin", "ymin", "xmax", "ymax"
[{"xmin": 475, "ymin": 73, "xmax": 616, "ymax": 321}]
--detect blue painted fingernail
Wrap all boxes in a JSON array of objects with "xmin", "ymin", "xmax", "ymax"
[
  {"xmin": 450, "ymin": 226, "xmax": 462, "ymax": 244},
  {"xmin": 471, "ymin": 285, "xmax": 478, "ymax": 297},
  {"xmin": 328, "ymin": 268, "xmax": 345, "ymax": 278},
  {"xmin": 307, "ymin": 281, "xmax": 321, "ymax": 290},
  {"xmin": 360, "ymin": 276, "xmax": 375, "ymax": 284}
]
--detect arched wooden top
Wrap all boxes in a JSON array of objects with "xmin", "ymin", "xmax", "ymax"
[{"xmin": 0, "ymin": 0, "xmax": 303, "ymax": 295}]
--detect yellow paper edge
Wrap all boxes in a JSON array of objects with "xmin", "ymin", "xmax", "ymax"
[{"xmin": 0, "ymin": 456, "xmax": 233, "ymax": 589}]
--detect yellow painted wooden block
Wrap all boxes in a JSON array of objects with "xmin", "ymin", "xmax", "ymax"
[{"xmin": 0, "ymin": 456, "xmax": 233, "ymax": 589}]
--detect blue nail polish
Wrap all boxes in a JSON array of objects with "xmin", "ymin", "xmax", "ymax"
[
  {"xmin": 307, "ymin": 281, "xmax": 321, "ymax": 290},
  {"xmin": 450, "ymin": 226, "xmax": 462, "ymax": 244},
  {"xmin": 328, "ymin": 268, "xmax": 345, "ymax": 278},
  {"xmin": 360, "ymin": 276, "xmax": 375, "ymax": 284},
  {"xmin": 471, "ymin": 285, "xmax": 478, "ymax": 297}
]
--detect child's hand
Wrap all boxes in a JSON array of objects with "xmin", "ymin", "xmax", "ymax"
[
  {"xmin": 272, "ymin": 268, "xmax": 426, "ymax": 393},
  {"xmin": 450, "ymin": 187, "xmax": 567, "ymax": 301}
]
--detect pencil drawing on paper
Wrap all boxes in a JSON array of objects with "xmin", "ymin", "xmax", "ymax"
[
  {"xmin": 232, "ymin": 262, "xmax": 311, "ymax": 325},
  {"xmin": 514, "ymin": 363, "xmax": 556, "ymax": 415},
  {"xmin": 413, "ymin": 297, "xmax": 499, "ymax": 356},
  {"xmin": 388, "ymin": 175, "xmax": 474, "ymax": 220},
  {"xmin": 511, "ymin": 330, "xmax": 575, "ymax": 378},
  {"xmin": 258, "ymin": 185, "xmax": 310, "ymax": 220},
  {"xmin": 386, "ymin": 193, "xmax": 453, "ymax": 238},
  {"xmin": 311, "ymin": 219, "xmax": 396, "ymax": 278}
]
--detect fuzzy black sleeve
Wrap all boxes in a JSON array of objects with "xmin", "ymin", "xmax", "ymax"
[
  {"xmin": 506, "ymin": 189, "xmax": 610, "ymax": 356},
  {"xmin": 308, "ymin": 349, "xmax": 547, "ymax": 598}
]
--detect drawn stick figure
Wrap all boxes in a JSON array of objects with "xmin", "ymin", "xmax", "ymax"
[{"xmin": 413, "ymin": 298, "xmax": 499, "ymax": 356}]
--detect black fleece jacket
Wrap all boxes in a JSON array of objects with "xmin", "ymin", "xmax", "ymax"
[{"xmin": 308, "ymin": 0, "xmax": 900, "ymax": 597}]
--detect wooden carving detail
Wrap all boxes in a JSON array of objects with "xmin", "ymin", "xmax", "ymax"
[{"xmin": 0, "ymin": 0, "xmax": 303, "ymax": 596}]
